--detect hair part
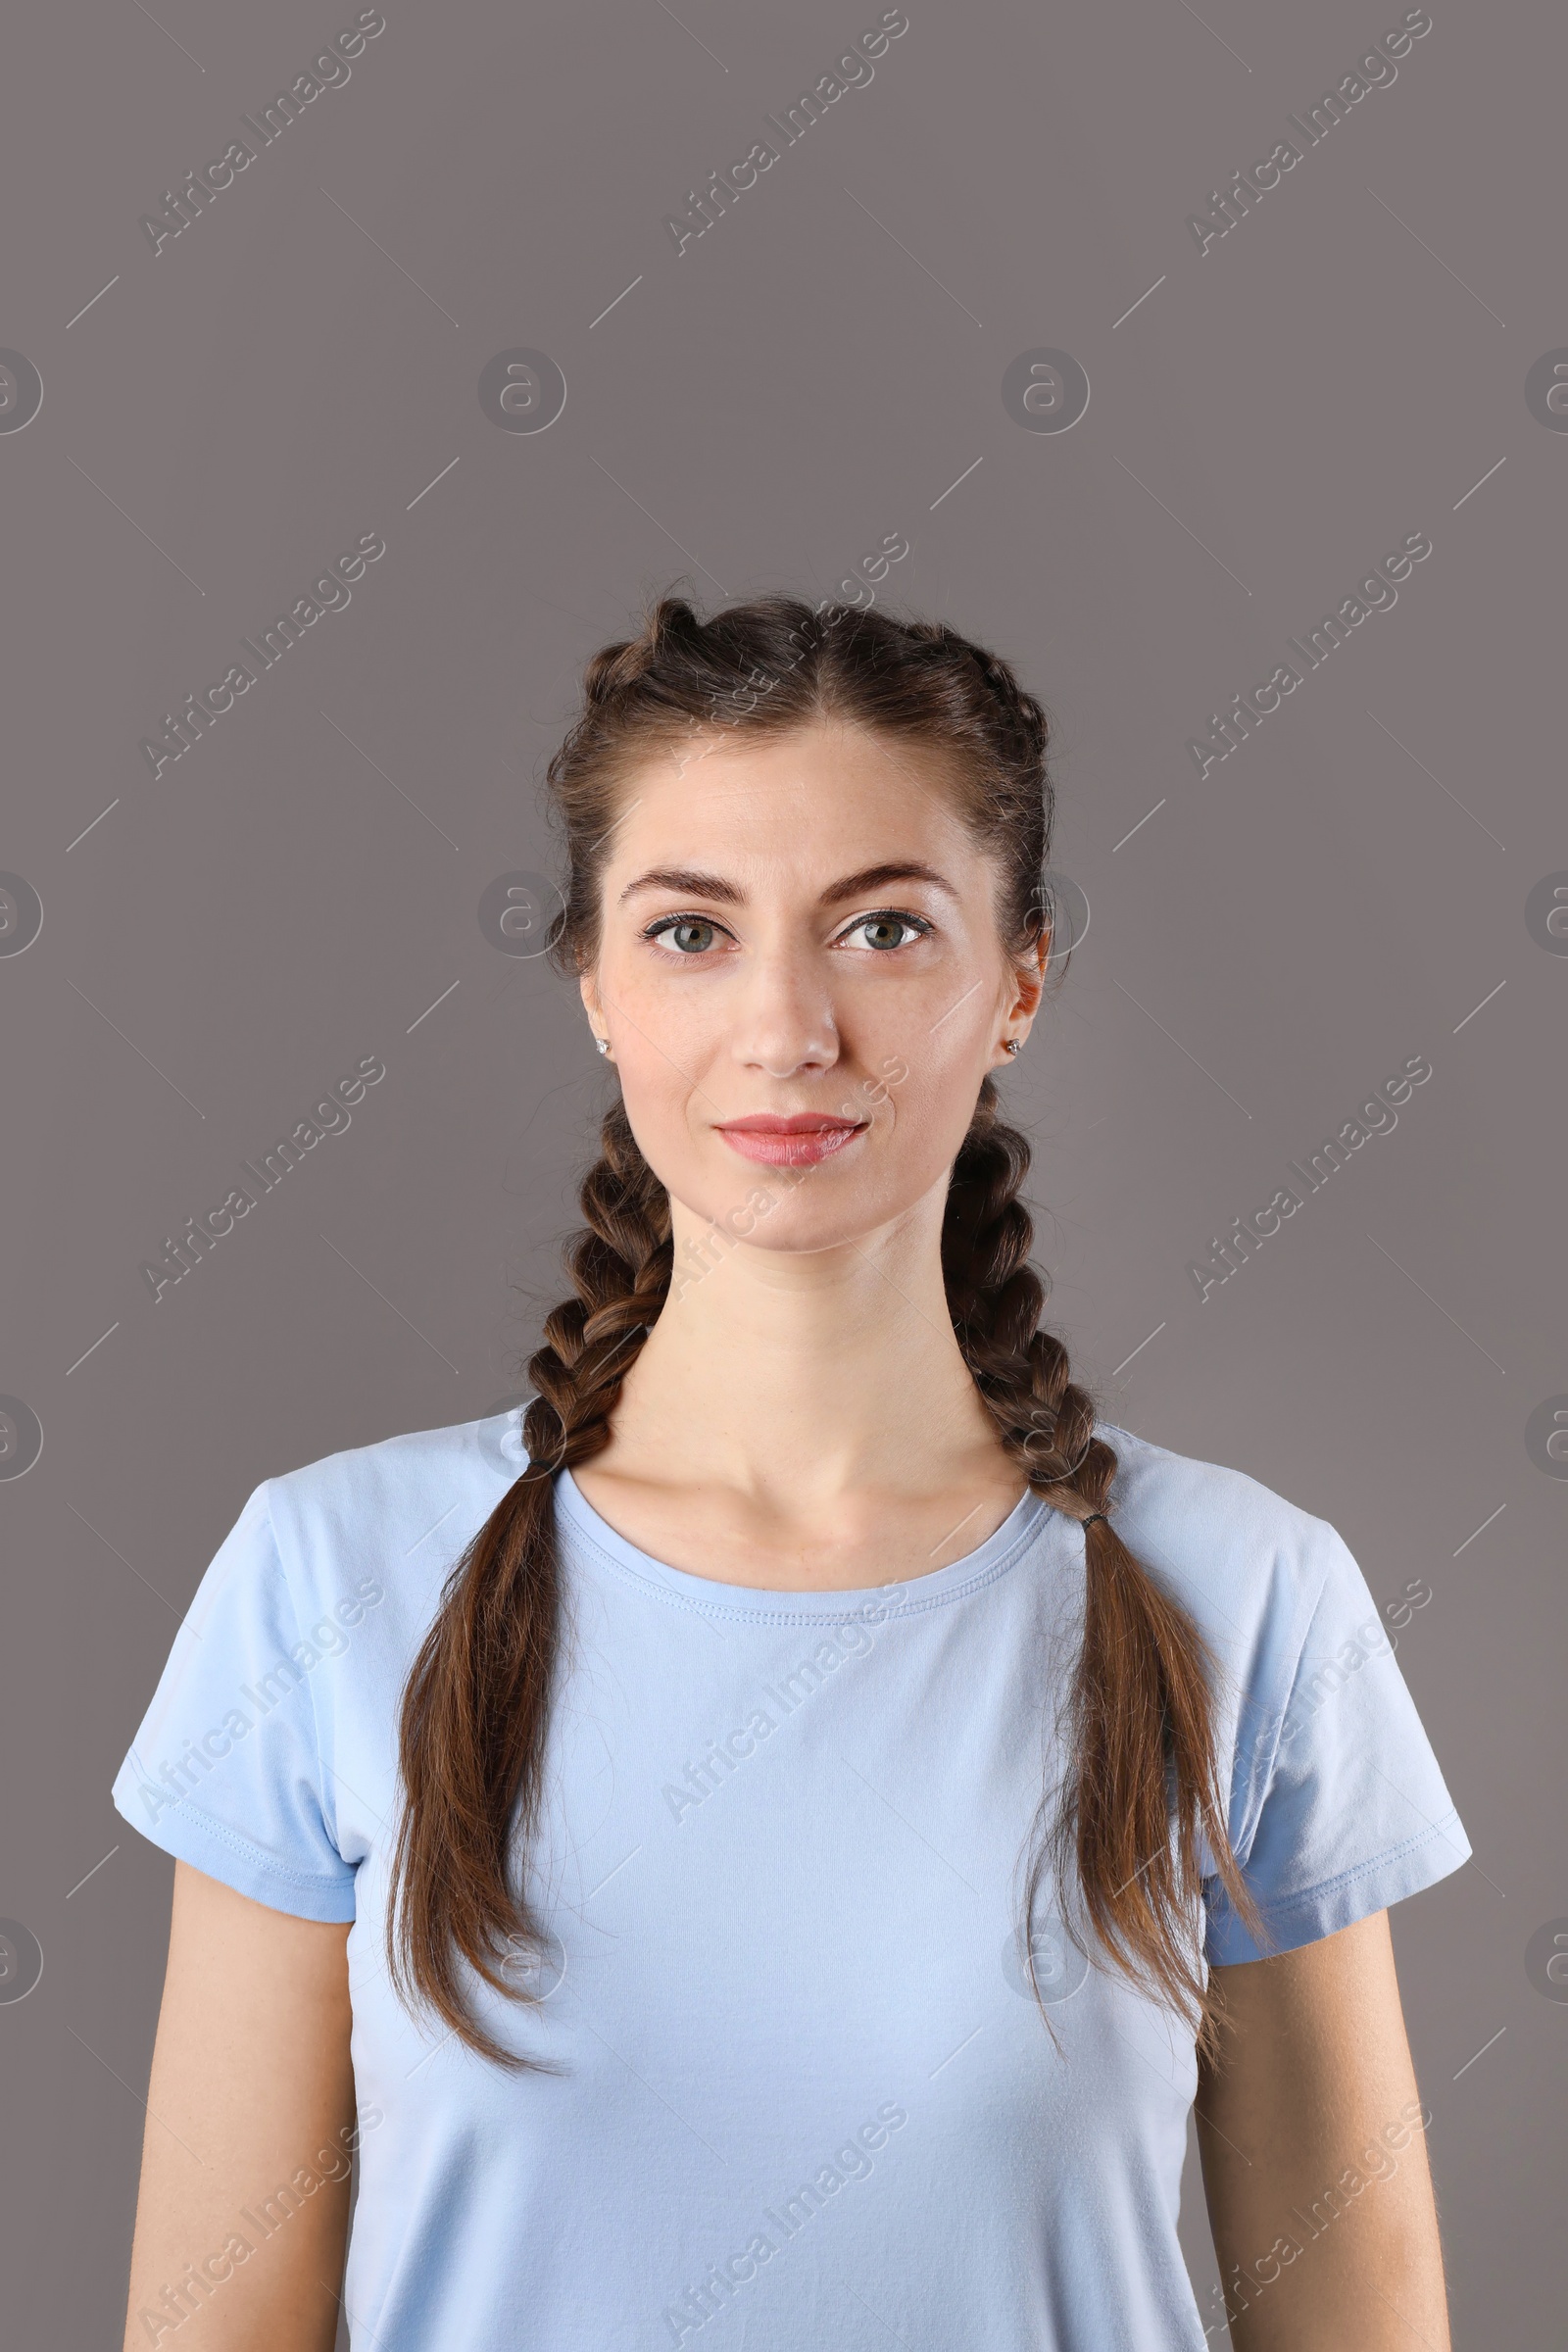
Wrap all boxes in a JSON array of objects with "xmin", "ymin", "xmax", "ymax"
[{"xmin": 387, "ymin": 590, "xmax": 1260, "ymax": 2070}]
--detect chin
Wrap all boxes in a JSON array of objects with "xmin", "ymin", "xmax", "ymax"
[{"xmin": 664, "ymin": 1148, "xmax": 943, "ymax": 1279}]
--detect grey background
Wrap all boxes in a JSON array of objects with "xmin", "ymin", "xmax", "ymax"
[{"xmin": 1, "ymin": 0, "xmax": 1562, "ymax": 2341}]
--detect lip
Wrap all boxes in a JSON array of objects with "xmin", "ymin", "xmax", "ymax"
[{"xmin": 712, "ymin": 1113, "xmax": 867, "ymax": 1167}]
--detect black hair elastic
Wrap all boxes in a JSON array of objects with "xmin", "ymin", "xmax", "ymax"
[{"xmin": 1082, "ymin": 1513, "xmax": 1109, "ymax": 1531}]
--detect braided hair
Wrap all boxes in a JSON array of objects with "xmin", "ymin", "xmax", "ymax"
[{"xmin": 388, "ymin": 591, "xmax": 1259, "ymax": 2068}]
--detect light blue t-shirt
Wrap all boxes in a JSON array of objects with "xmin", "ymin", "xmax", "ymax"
[{"xmin": 113, "ymin": 1410, "xmax": 1469, "ymax": 2350}]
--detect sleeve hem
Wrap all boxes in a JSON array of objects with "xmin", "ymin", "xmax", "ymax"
[
  {"xmin": 1206, "ymin": 1806, "xmax": 1471, "ymax": 1966},
  {"xmin": 112, "ymin": 1782, "xmax": 358, "ymax": 1925}
]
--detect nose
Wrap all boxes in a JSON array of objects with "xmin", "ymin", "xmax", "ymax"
[{"xmin": 729, "ymin": 945, "xmax": 840, "ymax": 1080}]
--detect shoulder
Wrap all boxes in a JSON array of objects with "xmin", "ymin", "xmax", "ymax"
[
  {"xmin": 262, "ymin": 1406, "xmax": 517, "ymax": 1528},
  {"xmin": 1096, "ymin": 1418, "xmax": 1352, "ymax": 1690},
  {"xmin": 109, "ymin": 1412, "xmax": 519, "ymax": 1915},
  {"xmin": 254, "ymin": 1408, "xmax": 523, "ymax": 1626},
  {"xmin": 1098, "ymin": 1427, "xmax": 1473, "ymax": 1954}
]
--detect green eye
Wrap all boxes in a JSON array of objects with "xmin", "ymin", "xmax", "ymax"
[
  {"xmin": 843, "ymin": 912, "xmax": 927, "ymax": 952},
  {"xmin": 649, "ymin": 917, "xmax": 719, "ymax": 954}
]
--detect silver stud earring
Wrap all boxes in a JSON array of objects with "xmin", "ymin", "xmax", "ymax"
[
  {"xmin": 1004, "ymin": 1038, "xmax": 1022, "ymax": 1056},
  {"xmin": 595, "ymin": 1036, "xmax": 611, "ymax": 1056}
]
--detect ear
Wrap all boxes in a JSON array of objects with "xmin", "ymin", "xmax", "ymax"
[
  {"xmin": 1009, "ymin": 920, "xmax": 1051, "ymax": 1021},
  {"xmin": 989, "ymin": 923, "xmax": 1051, "ymax": 1069},
  {"xmin": 578, "ymin": 968, "xmax": 604, "ymax": 1028}
]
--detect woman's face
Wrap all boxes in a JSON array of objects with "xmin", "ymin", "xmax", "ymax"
[{"xmin": 580, "ymin": 718, "xmax": 1045, "ymax": 1257}]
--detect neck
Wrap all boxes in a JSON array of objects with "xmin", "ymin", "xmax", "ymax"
[{"xmin": 605, "ymin": 1180, "xmax": 1000, "ymax": 1508}]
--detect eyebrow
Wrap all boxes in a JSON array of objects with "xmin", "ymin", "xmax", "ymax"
[{"xmin": 616, "ymin": 860, "xmax": 959, "ymax": 907}]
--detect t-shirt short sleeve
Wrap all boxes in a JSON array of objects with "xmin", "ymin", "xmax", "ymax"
[
  {"xmin": 1205, "ymin": 1520, "xmax": 1470, "ymax": 1966},
  {"xmin": 111, "ymin": 1481, "xmax": 358, "ymax": 1923}
]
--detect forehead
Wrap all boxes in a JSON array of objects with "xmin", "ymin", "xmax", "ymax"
[{"xmin": 601, "ymin": 719, "xmax": 983, "ymax": 890}]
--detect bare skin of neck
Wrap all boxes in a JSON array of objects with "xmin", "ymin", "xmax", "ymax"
[{"xmin": 571, "ymin": 1176, "xmax": 1027, "ymax": 1592}]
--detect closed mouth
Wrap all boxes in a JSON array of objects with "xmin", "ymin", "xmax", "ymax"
[{"xmin": 712, "ymin": 1113, "xmax": 868, "ymax": 1167}]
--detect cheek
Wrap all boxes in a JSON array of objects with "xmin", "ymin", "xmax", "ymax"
[
  {"xmin": 606, "ymin": 946, "xmax": 738, "ymax": 1064},
  {"xmin": 600, "ymin": 984, "xmax": 730, "ymax": 1216},
  {"xmin": 884, "ymin": 1017, "xmax": 989, "ymax": 1140},
  {"xmin": 612, "ymin": 1024, "xmax": 707, "ymax": 1161}
]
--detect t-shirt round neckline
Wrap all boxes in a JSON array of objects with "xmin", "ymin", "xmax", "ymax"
[{"xmin": 551, "ymin": 1457, "xmax": 1055, "ymax": 1626}]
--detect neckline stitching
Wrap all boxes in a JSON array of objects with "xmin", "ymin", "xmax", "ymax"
[{"xmin": 552, "ymin": 1482, "xmax": 1058, "ymax": 1626}]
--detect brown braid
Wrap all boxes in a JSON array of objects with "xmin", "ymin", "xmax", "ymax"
[
  {"xmin": 387, "ymin": 586, "xmax": 1261, "ymax": 2066},
  {"xmin": 387, "ymin": 1101, "xmax": 670, "ymax": 2067},
  {"xmin": 946, "ymin": 1081, "xmax": 1260, "ymax": 2039}
]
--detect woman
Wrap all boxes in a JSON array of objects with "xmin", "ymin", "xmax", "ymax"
[{"xmin": 114, "ymin": 594, "xmax": 1469, "ymax": 2350}]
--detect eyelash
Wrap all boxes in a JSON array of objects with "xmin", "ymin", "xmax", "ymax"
[{"xmin": 640, "ymin": 908, "xmax": 934, "ymax": 956}]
